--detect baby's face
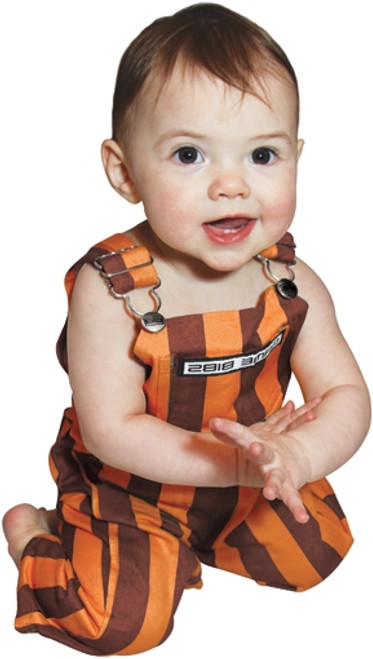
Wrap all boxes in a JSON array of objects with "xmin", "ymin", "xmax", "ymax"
[{"xmin": 123, "ymin": 64, "xmax": 302, "ymax": 273}]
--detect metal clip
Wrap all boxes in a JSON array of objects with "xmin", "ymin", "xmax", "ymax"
[
  {"xmin": 256, "ymin": 255, "xmax": 298, "ymax": 300},
  {"xmin": 125, "ymin": 280, "xmax": 166, "ymax": 333},
  {"xmin": 93, "ymin": 248, "xmax": 167, "ymax": 332}
]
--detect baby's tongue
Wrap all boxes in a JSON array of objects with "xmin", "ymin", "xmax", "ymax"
[{"xmin": 208, "ymin": 217, "xmax": 248, "ymax": 232}]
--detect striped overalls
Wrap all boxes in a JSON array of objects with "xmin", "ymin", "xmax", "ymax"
[{"xmin": 14, "ymin": 233, "xmax": 353, "ymax": 655}]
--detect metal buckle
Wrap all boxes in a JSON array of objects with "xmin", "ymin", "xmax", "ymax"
[
  {"xmin": 93, "ymin": 247, "xmax": 154, "ymax": 279},
  {"xmin": 256, "ymin": 255, "xmax": 298, "ymax": 300}
]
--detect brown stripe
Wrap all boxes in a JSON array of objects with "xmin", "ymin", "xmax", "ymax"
[
  {"xmin": 17, "ymin": 580, "xmax": 83, "ymax": 620},
  {"xmin": 22, "ymin": 534, "xmax": 67, "ymax": 560},
  {"xmin": 51, "ymin": 422, "xmax": 102, "ymax": 497},
  {"xmin": 269, "ymin": 499, "xmax": 344, "ymax": 580},
  {"xmin": 188, "ymin": 486, "xmax": 239, "ymax": 559},
  {"xmin": 160, "ymin": 509, "xmax": 184, "ymax": 539},
  {"xmin": 225, "ymin": 521, "xmax": 296, "ymax": 590},
  {"xmin": 254, "ymin": 288, "xmax": 289, "ymax": 417},
  {"xmin": 97, "ymin": 252, "xmax": 135, "ymax": 295},
  {"xmin": 167, "ymin": 315, "xmax": 207, "ymax": 431},
  {"xmin": 323, "ymin": 493, "xmax": 347, "ymax": 521},
  {"xmin": 126, "ymin": 474, "xmax": 163, "ymax": 506},
  {"xmin": 60, "ymin": 521, "xmax": 76, "ymax": 559},
  {"xmin": 89, "ymin": 523, "xmax": 152, "ymax": 654},
  {"xmin": 276, "ymin": 295, "xmax": 308, "ymax": 396},
  {"xmin": 234, "ymin": 307, "xmax": 267, "ymax": 425},
  {"xmin": 92, "ymin": 518, "xmax": 110, "ymax": 605},
  {"xmin": 158, "ymin": 543, "xmax": 202, "ymax": 648}
]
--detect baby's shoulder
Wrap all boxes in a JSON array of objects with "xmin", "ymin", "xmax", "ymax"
[{"xmin": 294, "ymin": 258, "xmax": 337, "ymax": 326}]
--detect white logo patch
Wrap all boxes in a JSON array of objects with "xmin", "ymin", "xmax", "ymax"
[{"xmin": 178, "ymin": 331, "xmax": 284, "ymax": 376}]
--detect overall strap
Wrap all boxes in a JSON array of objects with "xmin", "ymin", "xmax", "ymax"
[
  {"xmin": 92, "ymin": 234, "xmax": 159, "ymax": 296},
  {"xmin": 258, "ymin": 232, "xmax": 296, "ymax": 264},
  {"xmin": 64, "ymin": 233, "xmax": 159, "ymax": 303},
  {"xmin": 57, "ymin": 233, "xmax": 160, "ymax": 371}
]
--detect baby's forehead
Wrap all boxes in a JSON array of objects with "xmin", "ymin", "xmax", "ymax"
[
  {"xmin": 138, "ymin": 62, "xmax": 297, "ymax": 116},
  {"xmin": 121, "ymin": 60, "xmax": 299, "ymax": 147}
]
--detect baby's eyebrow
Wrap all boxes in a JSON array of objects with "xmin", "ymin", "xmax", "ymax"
[
  {"xmin": 155, "ymin": 129, "xmax": 207, "ymax": 146},
  {"xmin": 251, "ymin": 132, "xmax": 293, "ymax": 144}
]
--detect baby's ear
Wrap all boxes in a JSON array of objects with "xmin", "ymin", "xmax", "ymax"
[
  {"xmin": 297, "ymin": 139, "xmax": 305, "ymax": 161},
  {"xmin": 101, "ymin": 139, "xmax": 141, "ymax": 203}
]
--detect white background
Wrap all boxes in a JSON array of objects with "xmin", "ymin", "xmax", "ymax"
[{"xmin": 1, "ymin": 1, "xmax": 371, "ymax": 657}]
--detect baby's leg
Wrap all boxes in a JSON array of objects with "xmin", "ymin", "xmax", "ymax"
[
  {"xmin": 212, "ymin": 479, "xmax": 353, "ymax": 591},
  {"xmin": 5, "ymin": 503, "xmax": 200, "ymax": 656},
  {"xmin": 3, "ymin": 504, "xmax": 58, "ymax": 566}
]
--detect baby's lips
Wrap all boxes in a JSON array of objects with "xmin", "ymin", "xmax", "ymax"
[{"xmin": 206, "ymin": 216, "xmax": 251, "ymax": 231}]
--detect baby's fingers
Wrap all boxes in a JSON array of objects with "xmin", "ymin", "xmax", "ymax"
[
  {"xmin": 209, "ymin": 417, "xmax": 255, "ymax": 449},
  {"xmin": 266, "ymin": 397, "xmax": 321, "ymax": 433},
  {"xmin": 263, "ymin": 471, "xmax": 310, "ymax": 524}
]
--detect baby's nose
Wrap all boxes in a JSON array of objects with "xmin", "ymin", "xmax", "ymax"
[{"xmin": 208, "ymin": 170, "xmax": 250, "ymax": 200}]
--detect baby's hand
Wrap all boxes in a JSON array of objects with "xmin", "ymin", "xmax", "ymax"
[{"xmin": 209, "ymin": 399, "xmax": 321, "ymax": 524}]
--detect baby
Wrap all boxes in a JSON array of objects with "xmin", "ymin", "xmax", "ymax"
[{"xmin": 3, "ymin": 3, "xmax": 370, "ymax": 656}]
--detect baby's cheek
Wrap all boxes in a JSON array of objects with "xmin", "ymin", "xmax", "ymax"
[{"xmin": 268, "ymin": 186, "xmax": 297, "ymax": 224}]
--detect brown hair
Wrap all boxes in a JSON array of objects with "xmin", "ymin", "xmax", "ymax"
[{"xmin": 112, "ymin": 3, "xmax": 299, "ymax": 142}]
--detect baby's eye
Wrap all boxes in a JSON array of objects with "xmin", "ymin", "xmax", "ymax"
[
  {"xmin": 173, "ymin": 146, "xmax": 203, "ymax": 164},
  {"xmin": 250, "ymin": 147, "xmax": 277, "ymax": 165}
]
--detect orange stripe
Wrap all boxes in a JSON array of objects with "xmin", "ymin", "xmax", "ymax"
[
  {"xmin": 257, "ymin": 287, "xmax": 288, "ymax": 344},
  {"xmin": 158, "ymin": 484, "xmax": 196, "ymax": 544},
  {"xmin": 258, "ymin": 244, "xmax": 279, "ymax": 260},
  {"xmin": 201, "ymin": 311, "xmax": 242, "ymax": 429},
  {"xmin": 18, "ymin": 552, "xmax": 75, "ymax": 590},
  {"xmin": 119, "ymin": 530, "xmax": 180, "ymax": 655},
  {"xmin": 124, "ymin": 496, "xmax": 181, "ymax": 652},
  {"xmin": 98, "ymin": 463, "xmax": 132, "ymax": 490},
  {"xmin": 60, "ymin": 492, "xmax": 92, "ymax": 531},
  {"xmin": 15, "ymin": 611, "xmax": 60, "ymax": 631},
  {"xmin": 214, "ymin": 543, "xmax": 250, "ymax": 578},
  {"xmin": 158, "ymin": 484, "xmax": 196, "ymax": 525},
  {"xmin": 255, "ymin": 288, "xmax": 289, "ymax": 417},
  {"xmin": 72, "ymin": 527, "xmax": 105, "ymax": 619}
]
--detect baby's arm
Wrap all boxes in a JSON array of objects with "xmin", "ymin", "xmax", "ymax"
[
  {"xmin": 210, "ymin": 260, "xmax": 370, "ymax": 520},
  {"xmin": 67, "ymin": 264, "xmax": 314, "ymax": 489}
]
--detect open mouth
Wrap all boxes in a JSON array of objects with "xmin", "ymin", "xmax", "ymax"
[{"xmin": 203, "ymin": 216, "xmax": 256, "ymax": 243}]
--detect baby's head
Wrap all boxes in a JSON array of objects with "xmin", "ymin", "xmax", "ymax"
[
  {"xmin": 103, "ymin": 4, "xmax": 302, "ymax": 272},
  {"xmin": 111, "ymin": 3, "xmax": 299, "ymax": 146}
]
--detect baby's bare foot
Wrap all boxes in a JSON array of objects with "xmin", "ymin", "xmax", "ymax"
[{"xmin": 2, "ymin": 504, "xmax": 57, "ymax": 566}]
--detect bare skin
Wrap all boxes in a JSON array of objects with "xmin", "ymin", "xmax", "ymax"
[{"xmin": 3, "ymin": 505, "xmax": 58, "ymax": 567}]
